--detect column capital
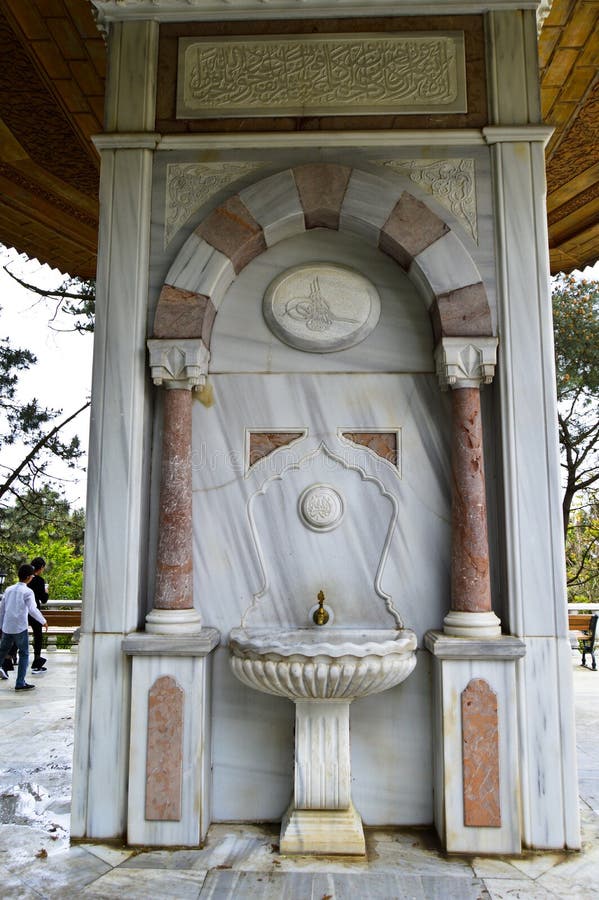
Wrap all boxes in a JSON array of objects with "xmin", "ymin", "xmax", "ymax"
[
  {"xmin": 435, "ymin": 336, "xmax": 498, "ymax": 390},
  {"xmin": 147, "ymin": 338, "xmax": 210, "ymax": 390}
]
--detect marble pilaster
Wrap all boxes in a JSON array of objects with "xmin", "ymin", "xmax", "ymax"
[
  {"xmin": 70, "ymin": 20, "xmax": 159, "ymax": 841},
  {"xmin": 485, "ymin": 126, "xmax": 580, "ymax": 850}
]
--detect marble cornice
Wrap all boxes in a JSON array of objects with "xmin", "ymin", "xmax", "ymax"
[
  {"xmin": 92, "ymin": 0, "xmax": 540, "ymax": 24},
  {"xmin": 156, "ymin": 131, "xmax": 487, "ymax": 151},
  {"xmin": 93, "ymin": 133, "xmax": 161, "ymax": 150},
  {"xmin": 122, "ymin": 629, "xmax": 221, "ymax": 655},
  {"xmin": 483, "ymin": 126, "xmax": 554, "ymax": 146},
  {"xmin": 93, "ymin": 130, "xmax": 489, "ymax": 152},
  {"xmin": 425, "ymin": 630, "xmax": 526, "ymax": 659}
]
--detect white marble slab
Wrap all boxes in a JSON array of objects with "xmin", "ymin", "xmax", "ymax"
[
  {"xmin": 411, "ymin": 230, "xmax": 483, "ymax": 296},
  {"xmin": 210, "ymin": 647, "xmax": 294, "ymax": 822},
  {"xmin": 518, "ymin": 636, "xmax": 580, "ymax": 850},
  {"xmin": 193, "ymin": 372, "xmax": 451, "ymax": 638},
  {"xmin": 239, "ymin": 169, "xmax": 305, "ymax": 247},
  {"xmin": 352, "ymin": 651, "xmax": 433, "ymax": 825},
  {"xmin": 72, "ymin": 633, "xmax": 132, "ymax": 839},
  {"xmin": 167, "ymin": 231, "xmax": 235, "ymax": 307},
  {"xmin": 209, "ymin": 229, "xmax": 434, "ymax": 374},
  {"xmin": 339, "ymin": 169, "xmax": 401, "ymax": 245}
]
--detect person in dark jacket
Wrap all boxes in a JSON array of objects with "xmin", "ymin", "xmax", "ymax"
[{"xmin": 28, "ymin": 557, "xmax": 48, "ymax": 673}]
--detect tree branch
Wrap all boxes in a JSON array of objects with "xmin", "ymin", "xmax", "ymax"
[{"xmin": 0, "ymin": 400, "xmax": 90, "ymax": 501}]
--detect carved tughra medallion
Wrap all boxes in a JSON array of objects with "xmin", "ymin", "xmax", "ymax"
[
  {"xmin": 299, "ymin": 484, "xmax": 345, "ymax": 532},
  {"xmin": 263, "ymin": 263, "xmax": 381, "ymax": 353}
]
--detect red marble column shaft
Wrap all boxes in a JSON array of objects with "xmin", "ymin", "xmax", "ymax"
[
  {"xmin": 450, "ymin": 387, "xmax": 492, "ymax": 614},
  {"xmin": 154, "ymin": 387, "xmax": 193, "ymax": 610}
]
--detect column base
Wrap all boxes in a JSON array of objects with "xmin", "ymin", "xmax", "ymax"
[
  {"xmin": 123, "ymin": 630, "xmax": 220, "ymax": 847},
  {"xmin": 443, "ymin": 609, "xmax": 501, "ymax": 638},
  {"xmin": 425, "ymin": 631, "xmax": 526, "ymax": 855},
  {"xmin": 145, "ymin": 607, "xmax": 203, "ymax": 635},
  {"xmin": 280, "ymin": 801, "xmax": 365, "ymax": 856}
]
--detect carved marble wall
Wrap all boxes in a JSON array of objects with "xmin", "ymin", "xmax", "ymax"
[{"xmin": 188, "ymin": 229, "xmax": 452, "ymax": 823}]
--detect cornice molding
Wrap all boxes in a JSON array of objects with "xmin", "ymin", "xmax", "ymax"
[
  {"xmin": 92, "ymin": 0, "xmax": 541, "ymax": 24},
  {"xmin": 156, "ymin": 130, "xmax": 487, "ymax": 151},
  {"xmin": 483, "ymin": 126, "xmax": 554, "ymax": 146},
  {"xmin": 93, "ymin": 133, "xmax": 161, "ymax": 150}
]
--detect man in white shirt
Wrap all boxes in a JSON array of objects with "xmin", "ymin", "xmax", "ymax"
[{"xmin": 0, "ymin": 564, "xmax": 48, "ymax": 691}]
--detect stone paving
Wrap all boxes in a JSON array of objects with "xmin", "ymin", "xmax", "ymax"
[{"xmin": 0, "ymin": 648, "xmax": 598, "ymax": 898}]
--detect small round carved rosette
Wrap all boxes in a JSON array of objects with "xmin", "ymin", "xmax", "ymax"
[
  {"xmin": 298, "ymin": 484, "xmax": 345, "ymax": 532},
  {"xmin": 263, "ymin": 263, "xmax": 381, "ymax": 353}
]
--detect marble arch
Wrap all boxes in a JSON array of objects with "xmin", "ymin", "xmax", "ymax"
[{"xmin": 152, "ymin": 163, "xmax": 493, "ymax": 349}]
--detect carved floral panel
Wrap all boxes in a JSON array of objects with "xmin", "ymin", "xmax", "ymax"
[
  {"xmin": 375, "ymin": 158, "xmax": 477, "ymax": 242},
  {"xmin": 165, "ymin": 162, "xmax": 265, "ymax": 247}
]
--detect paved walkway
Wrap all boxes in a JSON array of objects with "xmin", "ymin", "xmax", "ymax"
[{"xmin": 0, "ymin": 648, "xmax": 598, "ymax": 898}]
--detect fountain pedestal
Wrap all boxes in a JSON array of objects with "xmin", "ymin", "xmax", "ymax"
[
  {"xmin": 229, "ymin": 626, "xmax": 417, "ymax": 856},
  {"xmin": 281, "ymin": 698, "xmax": 364, "ymax": 854}
]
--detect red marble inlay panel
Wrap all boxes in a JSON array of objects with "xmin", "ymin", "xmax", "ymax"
[
  {"xmin": 249, "ymin": 431, "xmax": 304, "ymax": 467},
  {"xmin": 153, "ymin": 284, "xmax": 211, "ymax": 339},
  {"xmin": 145, "ymin": 676, "xmax": 184, "ymax": 821},
  {"xmin": 342, "ymin": 431, "xmax": 397, "ymax": 465},
  {"xmin": 379, "ymin": 192, "xmax": 449, "ymax": 270},
  {"xmin": 462, "ymin": 678, "xmax": 501, "ymax": 828},
  {"xmin": 293, "ymin": 163, "xmax": 352, "ymax": 230},
  {"xmin": 195, "ymin": 195, "xmax": 266, "ymax": 274},
  {"xmin": 431, "ymin": 282, "xmax": 493, "ymax": 341}
]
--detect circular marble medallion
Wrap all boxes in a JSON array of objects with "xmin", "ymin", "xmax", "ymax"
[
  {"xmin": 263, "ymin": 263, "xmax": 381, "ymax": 353},
  {"xmin": 298, "ymin": 484, "xmax": 345, "ymax": 532}
]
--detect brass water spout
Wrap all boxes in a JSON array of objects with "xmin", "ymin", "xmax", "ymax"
[{"xmin": 313, "ymin": 590, "xmax": 329, "ymax": 626}]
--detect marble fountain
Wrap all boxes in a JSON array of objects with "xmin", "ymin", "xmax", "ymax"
[{"xmin": 229, "ymin": 620, "xmax": 417, "ymax": 854}]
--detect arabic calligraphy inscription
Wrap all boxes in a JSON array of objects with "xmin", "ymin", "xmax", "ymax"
[{"xmin": 177, "ymin": 33, "xmax": 467, "ymax": 118}]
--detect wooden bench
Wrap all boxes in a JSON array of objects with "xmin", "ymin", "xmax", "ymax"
[
  {"xmin": 569, "ymin": 613, "xmax": 598, "ymax": 670},
  {"xmin": 42, "ymin": 606, "xmax": 82, "ymax": 647}
]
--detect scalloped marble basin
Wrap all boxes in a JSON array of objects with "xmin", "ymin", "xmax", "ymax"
[{"xmin": 229, "ymin": 627, "xmax": 417, "ymax": 700}]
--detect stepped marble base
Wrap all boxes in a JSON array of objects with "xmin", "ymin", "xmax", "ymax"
[{"xmin": 280, "ymin": 801, "xmax": 366, "ymax": 856}]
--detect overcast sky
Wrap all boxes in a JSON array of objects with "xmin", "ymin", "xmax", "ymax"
[{"xmin": 0, "ymin": 246, "xmax": 94, "ymax": 510}]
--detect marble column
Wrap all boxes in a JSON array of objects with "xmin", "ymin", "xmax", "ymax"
[
  {"xmin": 435, "ymin": 337, "xmax": 501, "ymax": 638},
  {"xmin": 145, "ymin": 338, "xmax": 209, "ymax": 634}
]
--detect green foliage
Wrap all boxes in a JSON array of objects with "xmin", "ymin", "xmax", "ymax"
[
  {"xmin": 55, "ymin": 634, "xmax": 73, "ymax": 650},
  {"xmin": 0, "ymin": 486, "xmax": 84, "ymax": 576},
  {"xmin": 553, "ymin": 274, "xmax": 599, "ymax": 397},
  {"xmin": 58, "ymin": 277, "xmax": 95, "ymax": 334},
  {"xmin": 565, "ymin": 492, "xmax": 599, "ymax": 602},
  {"xmin": 17, "ymin": 527, "xmax": 83, "ymax": 600},
  {"xmin": 552, "ymin": 274, "xmax": 599, "ymax": 538}
]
